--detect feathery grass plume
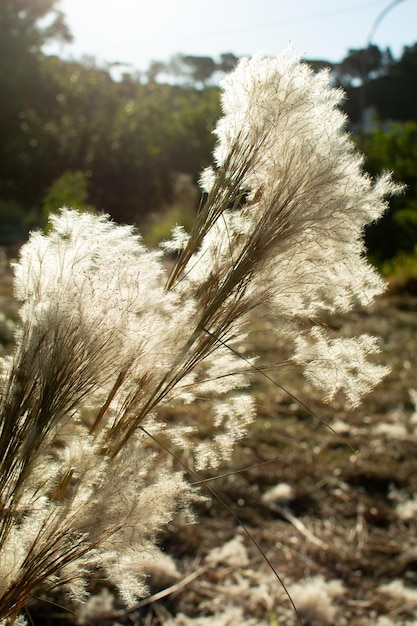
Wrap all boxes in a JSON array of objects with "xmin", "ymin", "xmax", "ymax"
[
  {"xmin": 0, "ymin": 209, "xmax": 252, "ymax": 622},
  {"xmin": 171, "ymin": 52, "xmax": 399, "ymax": 405},
  {"xmin": 0, "ymin": 50, "xmax": 398, "ymax": 622}
]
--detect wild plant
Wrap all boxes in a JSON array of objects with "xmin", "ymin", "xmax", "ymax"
[{"xmin": 0, "ymin": 51, "xmax": 399, "ymax": 624}]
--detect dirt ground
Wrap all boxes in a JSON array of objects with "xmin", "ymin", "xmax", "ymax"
[
  {"xmin": 154, "ymin": 294, "xmax": 417, "ymax": 626},
  {"xmin": 1, "ymin": 246, "xmax": 417, "ymax": 625}
]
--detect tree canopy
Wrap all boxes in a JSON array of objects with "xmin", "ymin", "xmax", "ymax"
[
  {"xmin": 0, "ymin": 6, "xmax": 416, "ymax": 271},
  {"xmin": 0, "ymin": 0, "xmax": 71, "ymax": 53}
]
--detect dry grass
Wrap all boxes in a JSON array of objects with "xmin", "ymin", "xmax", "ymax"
[{"xmin": 1, "ymin": 244, "xmax": 417, "ymax": 625}]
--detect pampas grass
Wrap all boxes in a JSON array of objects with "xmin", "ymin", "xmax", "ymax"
[{"xmin": 0, "ymin": 50, "xmax": 399, "ymax": 624}]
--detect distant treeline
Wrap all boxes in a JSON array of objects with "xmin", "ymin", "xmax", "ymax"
[{"xmin": 1, "ymin": 0, "xmax": 417, "ymax": 269}]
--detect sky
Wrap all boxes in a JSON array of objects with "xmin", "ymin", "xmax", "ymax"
[{"xmin": 49, "ymin": 0, "xmax": 417, "ymax": 73}]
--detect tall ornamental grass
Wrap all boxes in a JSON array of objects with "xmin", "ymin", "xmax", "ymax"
[{"xmin": 0, "ymin": 51, "xmax": 399, "ymax": 624}]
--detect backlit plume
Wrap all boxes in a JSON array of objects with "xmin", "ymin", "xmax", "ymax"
[{"xmin": 0, "ymin": 51, "xmax": 398, "ymax": 623}]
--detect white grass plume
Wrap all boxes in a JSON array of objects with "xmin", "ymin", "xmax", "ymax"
[{"xmin": 0, "ymin": 50, "xmax": 398, "ymax": 622}]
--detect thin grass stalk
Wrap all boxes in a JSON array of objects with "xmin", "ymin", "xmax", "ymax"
[{"xmin": 165, "ymin": 133, "xmax": 265, "ymax": 291}]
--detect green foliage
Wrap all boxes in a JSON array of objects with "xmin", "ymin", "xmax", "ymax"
[
  {"xmin": 170, "ymin": 54, "xmax": 218, "ymax": 87},
  {"xmin": 143, "ymin": 174, "xmax": 198, "ymax": 247},
  {"xmin": 143, "ymin": 204, "xmax": 194, "ymax": 248},
  {"xmin": 41, "ymin": 170, "xmax": 94, "ymax": 224},
  {"xmin": 337, "ymin": 45, "xmax": 393, "ymax": 87},
  {"xmin": 0, "ymin": 0, "xmax": 222, "ymax": 232},
  {"xmin": 360, "ymin": 121, "xmax": 417, "ymax": 266},
  {"xmin": 145, "ymin": 52, "xmax": 239, "ymax": 87},
  {"xmin": 0, "ymin": 0, "xmax": 72, "ymax": 53},
  {"xmin": 0, "ymin": 0, "xmax": 415, "ymax": 261},
  {"xmin": 382, "ymin": 248, "xmax": 417, "ymax": 292},
  {"xmin": 0, "ymin": 48, "xmax": 220, "ymax": 231},
  {"xmin": 269, "ymin": 612, "xmax": 280, "ymax": 626},
  {"xmin": 343, "ymin": 44, "xmax": 417, "ymax": 123},
  {"xmin": 0, "ymin": 199, "xmax": 38, "ymax": 244},
  {"xmin": 0, "ymin": 1, "xmax": 71, "ymax": 234}
]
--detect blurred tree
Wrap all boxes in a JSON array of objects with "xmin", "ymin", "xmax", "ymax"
[
  {"xmin": 336, "ymin": 45, "xmax": 393, "ymax": 87},
  {"xmin": 166, "ymin": 85, "xmax": 220, "ymax": 183},
  {"xmin": 154, "ymin": 54, "xmax": 235, "ymax": 88},
  {"xmin": 180, "ymin": 55, "xmax": 217, "ymax": 87},
  {"xmin": 146, "ymin": 60, "xmax": 166, "ymax": 84},
  {"xmin": 342, "ymin": 44, "xmax": 417, "ymax": 124},
  {"xmin": 0, "ymin": 0, "xmax": 72, "ymax": 229},
  {"xmin": 0, "ymin": 0, "xmax": 71, "ymax": 65},
  {"xmin": 0, "ymin": 54, "xmax": 115, "ymax": 217},
  {"xmin": 381, "ymin": 43, "xmax": 417, "ymax": 121},
  {"xmin": 88, "ymin": 81, "xmax": 219, "ymax": 222},
  {"xmin": 218, "ymin": 52, "xmax": 240, "ymax": 74},
  {"xmin": 1, "ymin": 35, "xmax": 223, "ymax": 229},
  {"xmin": 0, "ymin": 0, "xmax": 71, "ymax": 108}
]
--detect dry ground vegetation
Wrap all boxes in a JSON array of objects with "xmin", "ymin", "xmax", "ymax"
[{"xmin": 1, "ymin": 244, "xmax": 417, "ymax": 626}]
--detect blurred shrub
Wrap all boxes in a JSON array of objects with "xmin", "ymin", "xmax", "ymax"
[
  {"xmin": 0, "ymin": 198, "xmax": 38, "ymax": 244},
  {"xmin": 383, "ymin": 248, "xmax": 417, "ymax": 293},
  {"xmin": 361, "ymin": 121, "xmax": 417, "ymax": 267},
  {"xmin": 143, "ymin": 173, "xmax": 198, "ymax": 247},
  {"xmin": 41, "ymin": 170, "xmax": 94, "ymax": 225}
]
